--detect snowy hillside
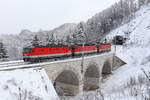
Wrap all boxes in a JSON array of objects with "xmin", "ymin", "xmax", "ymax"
[
  {"xmin": 102, "ymin": 4, "xmax": 150, "ymax": 99},
  {"xmin": 50, "ymin": 23, "xmax": 77, "ymax": 39},
  {"xmin": 0, "ymin": 68, "xmax": 58, "ymax": 100},
  {"xmin": 70, "ymin": 4, "xmax": 150, "ymax": 100}
]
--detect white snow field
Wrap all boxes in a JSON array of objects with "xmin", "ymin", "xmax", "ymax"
[
  {"xmin": 104, "ymin": 3, "xmax": 150, "ymax": 88},
  {"xmin": 101, "ymin": 4, "xmax": 150, "ymax": 99},
  {"xmin": 0, "ymin": 68, "xmax": 58, "ymax": 100}
]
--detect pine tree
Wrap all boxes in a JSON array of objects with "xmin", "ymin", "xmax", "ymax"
[
  {"xmin": 0, "ymin": 40, "xmax": 8, "ymax": 60},
  {"xmin": 72, "ymin": 22, "xmax": 87, "ymax": 44},
  {"xmin": 46, "ymin": 33, "xmax": 55, "ymax": 45},
  {"xmin": 31, "ymin": 35, "xmax": 40, "ymax": 47}
]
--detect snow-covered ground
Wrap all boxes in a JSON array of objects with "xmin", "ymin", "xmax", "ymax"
[
  {"xmin": 0, "ymin": 60, "xmax": 27, "ymax": 68},
  {"xmin": 0, "ymin": 68, "xmax": 58, "ymax": 100},
  {"xmin": 101, "ymin": 4, "xmax": 150, "ymax": 99},
  {"xmin": 0, "ymin": 60, "xmax": 24, "ymax": 65}
]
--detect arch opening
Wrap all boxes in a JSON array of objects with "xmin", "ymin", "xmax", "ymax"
[
  {"xmin": 53, "ymin": 70, "xmax": 79, "ymax": 96},
  {"xmin": 84, "ymin": 64, "xmax": 100, "ymax": 91},
  {"xmin": 102, "ymin": 61, "xmax": 111, "ymax": 78}
]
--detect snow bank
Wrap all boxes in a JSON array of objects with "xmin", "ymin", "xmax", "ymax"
[
  {"xmin": 0, "ymin": 68, "xmax": 58, "ymax": 100},
  {"xmin": 0, "ymin": 60, "xmax": 23, "ymax": 65}
]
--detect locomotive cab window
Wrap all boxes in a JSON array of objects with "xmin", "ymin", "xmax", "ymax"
[{"xmin": 23, "ymin": 48, "xmax": 31, "ymax": 53}]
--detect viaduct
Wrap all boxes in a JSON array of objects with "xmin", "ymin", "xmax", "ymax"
[
  {"xmin": 0, "ymin": 52, "xmax": 125, "ymax": 96},
  {"xmin": 43, "ymin": 53, "xmax": 125, "ymax": 96}
]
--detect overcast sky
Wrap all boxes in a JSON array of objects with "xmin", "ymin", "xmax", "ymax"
[{"xmin": 0, "ymin": 0, "xmax": 119, "ymax": 34}]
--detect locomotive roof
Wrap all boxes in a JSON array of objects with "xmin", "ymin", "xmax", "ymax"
[
  {"xmin": 24, "ymin": 44, "xmax": 70, "ymax": 49},
  {"xmin": 42, "ymin": 44, "xmax": 70, "ymax": 47},
  {"xmin": 74, "ymin": 43, "xmax": 96, "ymax": 46},
  {"xmin": 115, "ymin": 35, "xmax": 123, "ymax": 38},
  {"xmin": 23, "ymin": 43, "xmax": 111, "ymax": 49}
]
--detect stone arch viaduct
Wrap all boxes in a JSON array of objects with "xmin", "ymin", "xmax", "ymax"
[{"xmin": 43, "ymin": 53, "xmax": 118, "ymax": 96}]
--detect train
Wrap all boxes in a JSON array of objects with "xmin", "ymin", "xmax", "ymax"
[
  {"xmin": 23, "ymin": 43, "xmax": 111, "ymax": 62},
  {"xmin": 112, "ymin": 35, "xmax": 125, "ymax": 45}
]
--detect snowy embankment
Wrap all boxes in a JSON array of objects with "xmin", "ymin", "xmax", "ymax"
[
  {"xmin": 101, "ymin": 4, "xmax": 150, "ymax": 99},
  {"xmin": 0, "ymin": 60, "xmax": 26, "ymax": 67},
  {"xmin": 0, "ymin": 68, "xmax": 58, "ymax": 100},
  {"xmin": 72, "ymin": 4, "xmax": 150, "ymax": 100}
]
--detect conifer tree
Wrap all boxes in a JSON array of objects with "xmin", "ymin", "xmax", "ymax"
[
  {"xmin": 46, "ymin": 33, "xmax": 55, "ymax": 45},
  {"xmin": 31, "ymin": 35, "xmax": 40, "ymax": 47},
  {"xmin": 72, "ymin": 22, "xmax": 87, "ymax": 44},
  {"xmin": 0, "ymin": 40, "xmax": 8, "ymax": 60}
]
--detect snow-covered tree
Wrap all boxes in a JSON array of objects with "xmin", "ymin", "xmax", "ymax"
[
  {"xmin": 138, "ymin": 0, "xmax": 148, "ymax": 7},
  {"xmin": 46, "ymin": 33, "xmax": 56, "ymax": 45},
  {"xmin": 0, "ymin": 40, "xmax": 8, "ymax": 60},
  {"xmin": 31, "ymin": 35, "xmax": 40, "ymax": 47},
  {"xmin": 72, "ymin": 22, "xmax": 87, "ymax": 44}
]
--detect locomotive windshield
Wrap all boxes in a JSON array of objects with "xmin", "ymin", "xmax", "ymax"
[
  {"xmin": 116, "ymin": 36, "xmax": 123, "ymax": 40},
  {"xmin": 23, "ymin": 48, "xmax": 31, "ymax": 53}
]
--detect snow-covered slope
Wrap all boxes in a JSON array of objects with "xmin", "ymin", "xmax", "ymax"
[
  {"xmin": 0, "ymin": 68, "xmax": 58, "ymax": 100},
  {"xmin": 103, "ymin": 4, "xmax": 150, "ymax": 93},
  {"xmin": 50, "ymin": 23, "xmax": 76, "ymax": 39},
  {"xmin": 63, "ymin": 5, "xmax": 150, "ymax": 100}
]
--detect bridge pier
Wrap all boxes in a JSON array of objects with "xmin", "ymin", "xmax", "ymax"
[
  {"xmin": 52, "ymin": 69, "xmax": 81, "ymax": 96},
  {"xmin": 54, "ymin": 82, "xmax": 81, "ymax": 96},
  {"xmin": 83, "ymin": 77, "xmax": 100, "ymax": 91},
  {"xmin": 83, "ymin": 63, "xmax": 100, "ymax": 91}
]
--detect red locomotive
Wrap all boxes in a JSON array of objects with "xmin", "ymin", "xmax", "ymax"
[{"xmin": 23, "ymin": 43, "xmax": 111, "ymax": 62}]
